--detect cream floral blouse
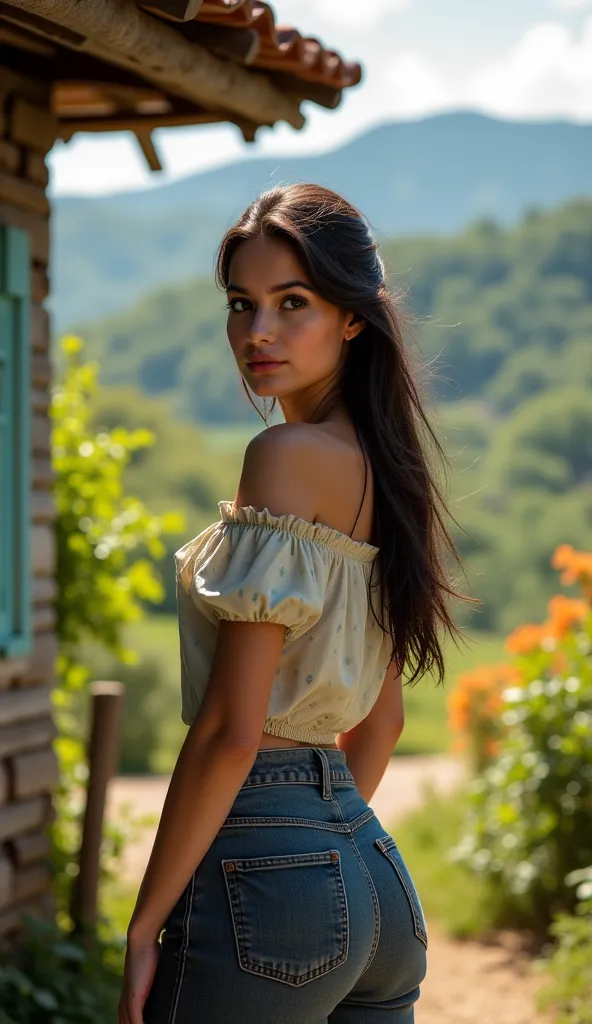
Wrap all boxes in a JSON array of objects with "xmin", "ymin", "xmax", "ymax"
[{"xmin": 174, "ymin": 501, "xmax": 392, "ymax": 745}]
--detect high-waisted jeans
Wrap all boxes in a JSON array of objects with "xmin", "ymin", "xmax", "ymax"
[{"xmin": 143, "ymin": 747, "xmax": 427, "ymax": 1023}]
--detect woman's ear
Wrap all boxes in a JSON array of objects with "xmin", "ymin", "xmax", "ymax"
[{"xmin": 344, "ymin": 314, "xmax": 366, "ymax": 342}]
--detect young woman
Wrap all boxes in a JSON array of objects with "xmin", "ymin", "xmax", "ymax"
[{"xmin": 119, "ymin": 183, "xmax": 463, "ymax": 1024}]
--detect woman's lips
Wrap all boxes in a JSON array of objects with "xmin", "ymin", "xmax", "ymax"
[{"xmin": 247, "ymin": 360, "xmax": 286, "ymax": 374}]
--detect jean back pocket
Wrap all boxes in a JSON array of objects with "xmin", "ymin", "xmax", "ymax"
[
  {"xmin": 222, "ymin": 849, "xmax": 349, "ymax": 987},
  {"xmin": 376, "ymin": 835, "xmax": 428, "ymax": 949}
]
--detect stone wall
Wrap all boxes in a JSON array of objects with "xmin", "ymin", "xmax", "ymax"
[{"xmin": 0, "ymin": 67, "xmax": 59, "ymax": 938}]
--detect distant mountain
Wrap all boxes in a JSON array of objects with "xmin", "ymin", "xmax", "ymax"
[{"xmin": 51, "ymin": 112, "xmax": 592, "ymax": 333}]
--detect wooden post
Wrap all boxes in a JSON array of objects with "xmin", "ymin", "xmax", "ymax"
[{"xmin": 70, "ymin": 681, "xmax": 124, "ymax": 932}]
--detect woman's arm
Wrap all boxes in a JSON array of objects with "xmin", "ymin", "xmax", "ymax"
[
  {"xmin": 127, "ymin": 618, "xmax": 286, "ymax": 943},
  {"xmin": 336, "ymin": 661, "xmax": 404, "ymax": 802}
]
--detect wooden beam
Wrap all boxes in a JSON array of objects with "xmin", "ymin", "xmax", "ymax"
[
  {"xmin": 10, "ymin": 97, "xmax": 58, "ymax": 153},
  {"xmin": 0, "ymin": 660, "xmax": 27, "ymax": 692},
  {"xmin": 142, "ymin": 0, "xmax": 203, "ymax": 21},
  {"xmin": 11, "ymin": 748, "xmax": 59, "ymax": 799},
  {"xmin": 0, "ymin": 796, "xmax": 51, "ymax": 842},
  {"xmin": 8, "ymin": 0, "xmax": 304, "ymax": 129},
  {"xmin": 180, "ymin": 23, "xmax": 260, "ymax": 65},
  {"xmin": 269, "ymin": 72, "xmax": 342, "ymax": 111},
  {"xmin": 0, "ymin": 717, "xmax": 57, "ymax": 759},
  {"xmin": 58, "ymin": 109, "xmax": 237, "ymax": 137},
  {"xmin": 10, "ymin": 830, "xmax": 52, "ymax": 867},
  {"xmin": 0, "ymin": 18, "xmax": 56, "ymax": 55},
  {"xmin": 0, "ymin": 170, "xmax": 50, "ymax": 216},
  {"xmin": 0, "ymin": 1, "xmax": 84, "ymax": 46},
  {"xmin": 14, "ymin": 863, "xmax": 53, "ymax": 902},
  {"xmin": 0, "ymin": 687, "xmax": 53, "ymax": 728},
  {"xmin": 134, "ymin": 130, "xmax": 162, "ymax": 171}
]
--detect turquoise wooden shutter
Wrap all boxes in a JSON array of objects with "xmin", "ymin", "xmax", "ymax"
[{"xmin": 0, "ymin": 226, "xmax": 31, "ymax": 657}]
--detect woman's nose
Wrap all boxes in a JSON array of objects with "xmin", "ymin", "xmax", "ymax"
[{"xmin": 248, "ymin": 308, "xmax": 276, "ymax": 344}]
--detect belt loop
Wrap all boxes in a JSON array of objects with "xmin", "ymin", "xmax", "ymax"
[{"xmin": 316, "ymin": 747, "xmax": 333, "ymax": 800}]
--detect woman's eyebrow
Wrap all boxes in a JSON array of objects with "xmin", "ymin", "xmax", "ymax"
[{"xmin": 226, "ymin": 279, "xmax": 315, "ymax": 294}]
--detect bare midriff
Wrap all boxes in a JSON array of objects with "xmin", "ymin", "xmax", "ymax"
[{"xmin": 259, "ymin": 733, "xmax": 338, "ymax": 751}]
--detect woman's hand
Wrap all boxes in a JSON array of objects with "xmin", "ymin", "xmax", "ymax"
[{"xmin": 118, "ymin": 932, "xmax": 160, "ymax": 1024}]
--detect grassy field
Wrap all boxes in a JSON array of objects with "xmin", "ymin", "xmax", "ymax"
[{"xmin": 107, "ymin": 616, "xmax": 507, "ymax": 768}]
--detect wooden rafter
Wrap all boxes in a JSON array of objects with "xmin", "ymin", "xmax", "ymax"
[
  {"xmin": 143, "ymin": 1, "xmax": 203, "ymax": 22},
  {"xmin": 5, "ymin": 0, "xmax": 304, "ymax": 129},
  {"xmin": 134, "ymin": 131, "xmax": 162, "ymax": 171},
  {"xmin": 57, "ymin": 108, "xmax": 262, "ymax": 140}
]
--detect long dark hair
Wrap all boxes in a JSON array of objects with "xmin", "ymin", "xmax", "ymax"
[{"xmin": 216, "ymin": 183, "xmax": 467, "ymax": 685}]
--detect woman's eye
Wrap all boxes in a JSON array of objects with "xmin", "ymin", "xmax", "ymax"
[
  {"xmin": 226, "ymin": 298, "xmax": 250, "ymax": 312},
  {"xmin": 282, "ymin": 295, "xmax": 307, "ymax": 310},
  {"xmin": 225, "ymin": 294, "xmax": 306, "ymax": 313}
]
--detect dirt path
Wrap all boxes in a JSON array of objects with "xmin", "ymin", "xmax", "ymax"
[
  {"xmin": 418, "ymin": 925, "xmax": 550, "ymax": 1024},
  {"xmin": 107, "ymin": 756, "xmax": 550, "ymax": 1024}
]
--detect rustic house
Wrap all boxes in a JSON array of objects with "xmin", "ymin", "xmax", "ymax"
[{"xmin": 0, "ymin": 0, "xmax": 362, "ymax": 937}]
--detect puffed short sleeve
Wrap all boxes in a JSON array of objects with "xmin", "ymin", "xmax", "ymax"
[{"xmin": 175, "ymin": 510, "xmax": 329, "ymax": 643}]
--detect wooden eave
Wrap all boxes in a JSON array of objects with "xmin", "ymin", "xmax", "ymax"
[{"xmin": 0, "ymin": 0, "xmax": 363, "ymax": 171}]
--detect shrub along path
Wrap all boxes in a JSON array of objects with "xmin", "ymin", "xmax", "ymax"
[{"xmin": 107, "ymin": 754, "xmax": 550, "ymax": 1024}]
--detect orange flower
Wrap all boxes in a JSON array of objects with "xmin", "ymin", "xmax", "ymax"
[
  {"xmin": 551, "ymin": 544, "xmax": 592, "ymax": 593},
  {"xmin": 447, "ymin": 687, "xmax": 471, "ymax": 732},
  {"xmin": 551, "ymin": 544, "xmax": 575, "ymax": 570},
  {"xmin": 485, "ymin": 694, "xmax": 503, "ymax": 716},
  {"xmin": 546, "ymin": 594, "xmax": 590, "ymax": 638},
  {"xmin": 505, "ymin": 623, "xmax": 549, "ymax": 655},
  {"xmin": 447, "ymin": 662, "xmax": 523, "ymax": 769}
]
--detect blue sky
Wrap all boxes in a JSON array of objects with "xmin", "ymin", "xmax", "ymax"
[{"xmin": 49, "ymin": 0, "xmax": 592, "ymax": 196}]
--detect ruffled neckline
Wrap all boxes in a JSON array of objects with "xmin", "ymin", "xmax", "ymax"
[{"xmin": 218, "ymin": 501, "xmax": 379, "ymax": 563}]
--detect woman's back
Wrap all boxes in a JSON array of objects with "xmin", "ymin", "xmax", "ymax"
[{"xmin": 175, "ymin": 421, "xmax": 390, "ymax": 750}]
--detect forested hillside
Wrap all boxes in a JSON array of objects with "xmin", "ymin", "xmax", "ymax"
[
  {"xmin": 80, "ymin": 200, "xmax": 592, "ymax": 633},
  {"xmin": 53, "ymin": 112, "xmax": 592, "ymax": 330}
]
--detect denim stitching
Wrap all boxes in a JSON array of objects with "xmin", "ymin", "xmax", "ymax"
[
  {"xmin": 376, "ymin": 836, "xmax": 428, "ymax": 948},
  {"xmin": 327, "ymin": 788, "xmax": 380, "ymax": 980},
  {"xmin": 242, "ymin": 772, "xmax": 354, "ymax": 787},
  {"xmin": 220, "ymin": 808, "xmax": 375, "ymax": 833},
  {"xmin": 315, "ymin": 747, "xmax": 333, "ymax": 800},
  {"xmin": 222, "ymin": 851, "xmax": 349, "ymax": 987},
  {"xmin": 167, "ymin": 872, "xmax": 195, "ymax": 1024},
  {"xmin": 348, "ymin": 830, "xmax": 381, "ymax": 978}
]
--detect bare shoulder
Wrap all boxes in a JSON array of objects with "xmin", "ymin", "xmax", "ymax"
[{"xmin": 234, "ymin": 422, "xmax": 332, "ymax": 522}]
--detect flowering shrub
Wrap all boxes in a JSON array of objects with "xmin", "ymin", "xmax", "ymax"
[
  {"xmin": 448, "ymin": 546, "xmax": 591, "ymax": 773},
  {"xmin": 450, "ymin": 545, "xmax": 592, "ymax": 926},
  {"xmin": 447, "ymin": 663, "xmax": 522, "ymax": 771}
]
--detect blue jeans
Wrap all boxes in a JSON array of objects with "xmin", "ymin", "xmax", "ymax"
[{"xmin": 143, "ymin": 747, "xmax": 427, "ymax": 1023}]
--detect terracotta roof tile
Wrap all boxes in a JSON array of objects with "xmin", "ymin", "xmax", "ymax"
[{"xmin": 179, "ymin": 1, "xmax": 362, "ymax": 90}]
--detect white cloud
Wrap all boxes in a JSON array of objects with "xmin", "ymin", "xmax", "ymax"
[
  {"xmin": 276, "ymin": 0, "xmax": 410, "ymax": 30},
  {"xmin": 381, "ymin": 53, "xmax": 453, "ymax": 116},
  {"xmin": 468, "ymin": 18, "xmax": 592, "ymax": 119},
  {"xmin": 550, "ymin": 0, "xmax": 592, "ymax": 10}
]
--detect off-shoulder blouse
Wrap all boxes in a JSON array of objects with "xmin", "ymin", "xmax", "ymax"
[{"xmin": 174, "ymin": 501, "xmax": 392, "ymax": 746}]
